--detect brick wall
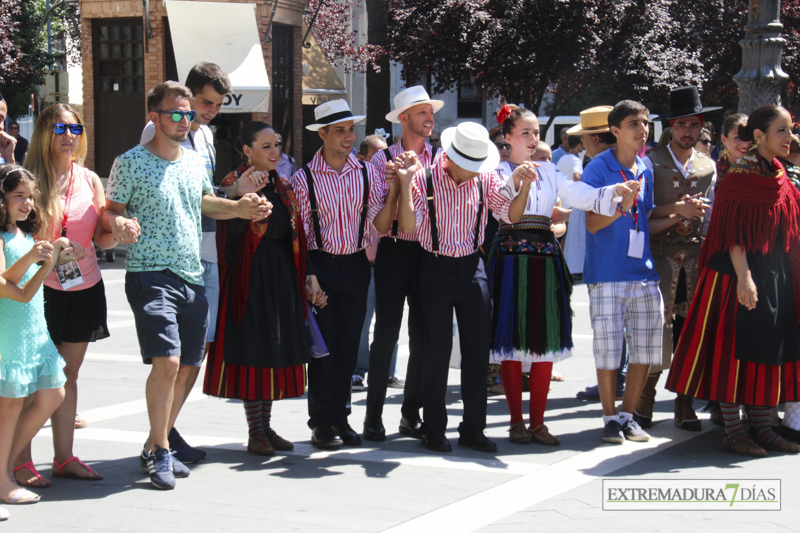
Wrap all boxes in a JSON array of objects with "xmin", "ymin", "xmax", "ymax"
[{"xmin": 79, "ymin": 0, "xmax": 305, "ymax": 171}]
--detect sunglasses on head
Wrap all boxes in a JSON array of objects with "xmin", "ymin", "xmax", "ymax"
[
  {"xmin": 495, "ymin": 142, "xmax": 511, "ymax": 151},
  {"xmin": 155, "ymin": 110, "xmax": 197, "ymax": 123},
  {"xmin": 52, "ymin": 123, "xmax": 84, "ymax": 135}
]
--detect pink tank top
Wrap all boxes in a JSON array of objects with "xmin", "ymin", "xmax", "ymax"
[{"xmin": 44, "ymin": 163, "xmax": 102, "ymax": 291}]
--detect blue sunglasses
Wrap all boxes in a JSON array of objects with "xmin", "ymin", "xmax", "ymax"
[
  {"xmin": 155, "ymin": 110, "xmax": 197, "ymax": 123},
  {"xmin": 52, "ymin": 123, "xmax": 84, "ymax": 135}
]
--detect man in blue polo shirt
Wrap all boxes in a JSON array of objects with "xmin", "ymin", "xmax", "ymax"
[{"xmin": 582, "ymin": 100, "xmax": 664, "ymax": 445}]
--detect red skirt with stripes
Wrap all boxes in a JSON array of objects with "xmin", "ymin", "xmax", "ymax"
[
  {"xmin": 666, "ymin": 266, "xmax": 800, "ymax": 406},
  {"xmin": 202, "ymin": 276, "xmax": 306, "ymax": 401}
]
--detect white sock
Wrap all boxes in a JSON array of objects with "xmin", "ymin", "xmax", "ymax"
[
  {"xmin": 603, "ymin": 414, "xmax": 618, "ymax": 426},
  {"xmin": 618, "ymin": 412, "xmax": 633, "ymax": 425},
  {"xmin": 783, "ymin": 402, "xmax": 800, "ymax": 430}
]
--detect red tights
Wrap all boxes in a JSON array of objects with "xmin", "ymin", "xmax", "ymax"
[{"xmin": 500, "ymin": 360, "xmax": 552, "ymax": 427}]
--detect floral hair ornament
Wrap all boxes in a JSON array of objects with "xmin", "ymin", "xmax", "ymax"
[{"xmin": 496, "ymin": 104, "xmax": 512, "ymax": 126}]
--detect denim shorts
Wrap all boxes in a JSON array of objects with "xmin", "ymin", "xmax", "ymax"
[
  {"xmin": 125, "ymin": 270, "xmax": 209, "ymax": 367},
  {"xmin": 202, "ymin": 260, "xmax": 220, "ymax": 343}
]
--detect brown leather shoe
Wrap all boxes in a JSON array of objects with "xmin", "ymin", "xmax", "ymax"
[
  {"xmin": 508, "ymin": 421, "xmax": 532, "ymax": 444},
  {"xmin": 633, "ymin": 372, "xmax": 660, "ymax": 429},
  {"xmin": 267, "ymin": 431, "xmax": 294, "ymax": 451},
  {"xmin": 722, "ymin": 433, "xmax": 766, "ymax": 457},
  {"xmin": 529, "ymin": 424, "xmax": 561, "ymax": 446},
  {"xmin": 674, "ymin": 394, "xmax": 702, "ymax": 431},
  {"xmin": 247, "ymin": 433, "xmax": 275, "ymax": 456},
  {"xmin": 752, "ymin": 428, "xmax": 800, "ymax": 454},
  {"xmin": 706, "ymin": 402, "xmax": 724, "ymax": 426}
]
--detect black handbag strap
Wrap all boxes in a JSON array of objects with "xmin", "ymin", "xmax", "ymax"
[
  {"xmin": 359, "ymin": 163, "xmax": 370, "ymax": 249},
  {"xmin": 303, "ymin": 165, "xmax": 324, "ymax": 251},
  {"xmin": 473, "ymin": 178, "xmax": 484, "ymax": 251},
  {"xmin": 425, "ymin": 167, "xmax": 438, "ymax": 254}
]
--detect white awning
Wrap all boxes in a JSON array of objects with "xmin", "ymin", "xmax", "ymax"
[{"xmin": 165, "ymin": 0, "xmax": 270, "ymax": 113}]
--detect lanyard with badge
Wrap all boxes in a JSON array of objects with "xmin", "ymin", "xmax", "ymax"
[
  {"xmin": 55, "ymin": 164, "xmax": 85, "ymax": 289},
  {"xmin": 619, "ymin": 169, "xmax": 645, "ymax": 259}
]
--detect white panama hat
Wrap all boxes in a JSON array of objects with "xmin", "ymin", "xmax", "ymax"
[
  {"xmin": 306, "ymin": 99, "xmax": 366, "ymax": 131},
  {"xmin": 441, "ymin": 122, "xmax": 500, "ymax": 173},
  {"xmin": 385, "ymin": 85, "xmax": 445, "ymax": 124}
]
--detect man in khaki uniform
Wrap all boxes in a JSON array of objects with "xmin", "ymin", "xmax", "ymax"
[{"xmin": 638, "ymin": 86, "xmax": 720, "ymax": 431}]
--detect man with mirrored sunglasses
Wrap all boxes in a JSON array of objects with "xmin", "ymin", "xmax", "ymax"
[
  {"xmin": 139, "ymin": 63, "xmax": 253, "ymax": 465},
  {"xmin": 107, "ymin": 81, "xmax": 271, "ymax": 490}
]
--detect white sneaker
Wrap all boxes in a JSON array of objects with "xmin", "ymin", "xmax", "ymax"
[{"xmin": 351, "ymin": 375, "xmax": 366, "ymax": 392}]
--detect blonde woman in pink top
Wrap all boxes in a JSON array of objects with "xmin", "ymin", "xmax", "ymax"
[{"xmin": 14, "ymin": 104, "xmax": 118, "ymax": 486}]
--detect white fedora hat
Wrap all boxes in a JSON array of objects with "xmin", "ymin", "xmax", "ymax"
[
  {"xmin": 306, "ymin": 99, "xmax": 366, "ymax": 131},
  {"xmin": 385, "ymin": 85, "xmax": 445, "ymax": 124},
  {"xmin": 441, "ymin": 122, "xmax": 499, "ymax": 173}
]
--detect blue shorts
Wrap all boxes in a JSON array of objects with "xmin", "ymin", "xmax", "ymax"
[
  {"xmin": 202, "ymin": 260, "xmax": 220, "ymax": 343},
  {"xmin": 125, "ymin": 270, "xmax": 209, "ymax": 367}
]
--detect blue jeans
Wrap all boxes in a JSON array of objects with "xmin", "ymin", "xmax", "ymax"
[{"xmin": 355, "ymin": 267, "xmax": 398, "ymax": 378}]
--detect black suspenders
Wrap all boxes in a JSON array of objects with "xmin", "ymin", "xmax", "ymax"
[
  {"xmin": 357, "ymin": 163, "xmax": 370, "ymax": 249},
  {"xmin": 303, "ymin": 164, "xmax": 370, "ymax": 252},
  {"xmin": 303, "ymin": 165, "xmax": 324, "ymax": 251},
  {"xmin": 426, "ymin": 165, "xmax": 484, "ymax": 257},
  {"xmin": 425, "ymin": 168, "xmax": 438, "ymax": 255},
  {"xmin": 389, "ymin": 146, "xmax": 439, "ymax": 239}
]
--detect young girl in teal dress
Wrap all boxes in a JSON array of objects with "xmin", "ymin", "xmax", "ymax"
[{"xmin": 0, "ymin": 165, "xmax": 73, "ymax": 517}]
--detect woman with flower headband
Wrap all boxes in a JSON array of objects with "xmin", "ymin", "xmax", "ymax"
[{"xmin": 489, "ymin": 104, "xmax": 636, "ymax": 445}]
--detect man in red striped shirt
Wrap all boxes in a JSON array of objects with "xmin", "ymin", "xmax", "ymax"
[
  {"xmin": 394, "ymin": 122, "xmax": 529, "ymax": 452},
  {"xmin": 362, "ymin": 86, "xmax": 445, "ymax": 442},
  {"xmin": 290, "ymin": 100, "xmax": 397, "ymax": 449}
]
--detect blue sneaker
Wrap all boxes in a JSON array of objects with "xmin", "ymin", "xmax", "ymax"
[
  {"xmin": 147, "ymin": 445, "xmax": 176, "ymax": 490},
  {"xmin": 140, "ymin": 448, "xmax": 189, "ymax": 478},
  {"xmin": 168, "ymin": 427, "xmax": 206, "ymax": 463}
]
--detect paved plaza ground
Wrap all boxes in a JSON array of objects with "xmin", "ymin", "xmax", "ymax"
[{"xmin": 7, "ymin": 261, "xmax": 800, "ymax": 532}]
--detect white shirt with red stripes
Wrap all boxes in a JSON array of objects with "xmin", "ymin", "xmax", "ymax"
[
  {"xmin": 290, "ymin": 149, "xmax": 388, "ymax": 255},
  {"xmin": 370, "ymin": 141, "xmax": 441, "ymax": 242},
  {"xmin": 410, "ymin": 159, "xmax": 511, "ymax": 258}
]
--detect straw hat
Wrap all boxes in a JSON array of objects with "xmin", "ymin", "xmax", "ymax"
[{"xmin": 566, "ymin": 106, "xmax": 614, "ymax": 135}]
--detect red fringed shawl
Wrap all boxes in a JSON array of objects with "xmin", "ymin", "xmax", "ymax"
[
  {"xmin": 700, "ymin": 150, "xmax": 800, "ymax": 323},
  {"xmin": 218, "ymin": 164, "xmax": 307, "ymax": 323}
]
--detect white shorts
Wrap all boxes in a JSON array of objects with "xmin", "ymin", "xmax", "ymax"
[{"xmin": 588, "ymin": 280, "xmax": 663, "ymax": 370}]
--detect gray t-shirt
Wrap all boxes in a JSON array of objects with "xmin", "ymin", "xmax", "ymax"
[{"xmin": 107, "ymin": 145, "xmax": 212, "ymax": 285}]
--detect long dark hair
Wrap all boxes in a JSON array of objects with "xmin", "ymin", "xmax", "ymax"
[{"xmin": 0, "ymin": 164, "xmax": 42, "ymax": 236}]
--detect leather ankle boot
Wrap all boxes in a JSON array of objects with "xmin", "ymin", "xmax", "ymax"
[
  {"xmin": 674, "ymin": 393, "xmax": 702, "ymax": 431},
  {"xmin": 633, "ymin": 372, "xmax": 661, "ymax": 429}
]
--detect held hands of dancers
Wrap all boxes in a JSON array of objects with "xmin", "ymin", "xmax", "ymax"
[
  {"xmin": 234, "ymin": 193, "xmax": 272, "ymax": 222},
  {"xmin": 111, "ymin": 216, "xmax": 142, "ymax": 245},
  {"xmin": 236, "ymin": 166, "xmax": 270, "ymax": 197},
  {"xmin": 31, "ymin": 237, "xmax": 74, "ymax": 266},
  {"xmin": 386, "ymin": 152, "xmax": 421, "ymax": 192},
  {"xmin": 614, "ymin": 181, "xmax": 641, "ymax": 212},
  {"xmin": 305, "ymin": 275, "xmax": 327, "ymax": 308}
]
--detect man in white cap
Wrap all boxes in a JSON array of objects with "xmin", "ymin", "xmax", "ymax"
[
  {"xmin": 290, "ymin": 99, "xmax": 397, "ymax": 449},
  {"xmin": 394, "ymin": 122, "xmax": 529, "ymax": 452},
  {"xmin": 362, "ymin": 86, "xmax": 445, "ymax": 442}
]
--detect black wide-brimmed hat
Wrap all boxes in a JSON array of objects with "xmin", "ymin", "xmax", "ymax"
[{"xmin": 662, "ymin": 86, "xmax": 721, "ymax": 121}]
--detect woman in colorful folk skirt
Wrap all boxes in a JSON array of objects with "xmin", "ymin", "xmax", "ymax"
[
  {"xmin": 204, "ymin": 122, "xmax": 325, "ymax": 456},
  {"xmin": 666, "ymin": 105, "xmax": 800, "ymax": 457},
  {"xmin": 489, "ymin": 105, "xmax": 633, "ymax": 445}
]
